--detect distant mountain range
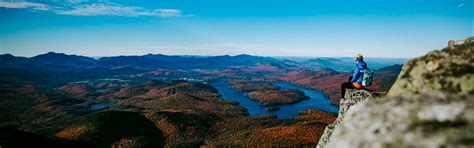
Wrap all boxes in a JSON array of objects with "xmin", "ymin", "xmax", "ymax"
[
  {"xmin": 0, "ymin": 52, "xmax": 287, "ymax": 70},
  {"xmin": 0, "ymin": 52, "xmax": 406, "ymax": 72},
  {"xmin": 279, "ymin": 57, "xmax": 407, "ymax": 72}
]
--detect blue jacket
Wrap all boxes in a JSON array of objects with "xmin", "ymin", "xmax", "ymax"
[{"xmin": 351, "ymin": 60, "xmax": 367, "ymax": 84}]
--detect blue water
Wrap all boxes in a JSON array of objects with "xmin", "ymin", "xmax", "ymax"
[
  {"xmin": 90, "ymin": 101, "xmax": 114, "ymax": 110},
  {"xmin": 210, "ymin": 82, "xmax": 339, "ymax": 119}
]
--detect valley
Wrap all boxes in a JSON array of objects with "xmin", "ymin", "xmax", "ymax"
[{"xmin": 0, "ymin": 52, "xmax": 404, "ymax": 147}]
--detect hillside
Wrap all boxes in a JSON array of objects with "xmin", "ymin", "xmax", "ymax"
[
  {"xmin": 318, "ymin": 37, "xmax": 474, "ymax": 147},
  {"xmin": 56, "ymin": 111, "xmax": 165, "ymax": 147},
  {"xmin": 0, "ymin": 75, "xmax": 341, "ymax": 147}
]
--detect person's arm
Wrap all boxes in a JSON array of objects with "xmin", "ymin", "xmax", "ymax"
[{"xmin": 350, "ymin": 66, "xmax": 360, "ymax": 82}]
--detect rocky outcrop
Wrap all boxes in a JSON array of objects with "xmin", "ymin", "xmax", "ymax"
[
  {"xmin": 318, "ymin": 37, "xmax": 474, "ymax": 147},
  {"xmin": 317, "ymin": 89, "xmax": 373, "ymax": 147}
]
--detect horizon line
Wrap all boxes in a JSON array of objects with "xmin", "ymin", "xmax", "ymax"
[{"xmin": 0, "ymin": 51, "xmax": 412, "ymax": 59}]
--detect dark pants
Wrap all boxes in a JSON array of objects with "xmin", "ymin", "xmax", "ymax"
[{"xmin": 340, "ymin": 76, "xmax": 355, "ymax": 98}]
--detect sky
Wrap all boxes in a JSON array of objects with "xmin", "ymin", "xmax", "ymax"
[{"xmin": 0, "ymin": 0, "xmax": 472, "ymax": 58}]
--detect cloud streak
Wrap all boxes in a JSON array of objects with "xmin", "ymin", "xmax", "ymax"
[
  {"xmin": 0, "ymin": 1, "xmax": 188, "ymax": 17},
  {"xmin": 0, "ymin": 2, "xmax": 51, "ymax": 11},
  {"xmin": 457, "ymin": 3, "xmax": 464, "ymax": 7},
  {"xmin": 56, "ymin": 3, "xmax": 184, "ymax": 17}
]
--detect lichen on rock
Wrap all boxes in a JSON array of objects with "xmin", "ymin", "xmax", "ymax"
[{"xmin": 389, "ymin": 37, "xmax": 474, "ymax": 96}]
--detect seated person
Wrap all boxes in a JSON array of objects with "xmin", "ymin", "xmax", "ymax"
[{"xmin": 340, "ymin": 53, "xmax": 367, "ymax": 103}]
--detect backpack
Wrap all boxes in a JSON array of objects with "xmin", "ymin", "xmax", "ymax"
[{"xmin": 361, "ymin": 68, "xmax": 374, "ymax": 86}]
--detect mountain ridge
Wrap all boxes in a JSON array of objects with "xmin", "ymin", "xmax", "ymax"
[{"xmin": 1, "ymin": 52, "xmax": 406, "ymax": 72}]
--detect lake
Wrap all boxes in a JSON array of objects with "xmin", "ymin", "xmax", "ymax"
[{"xmin": 210, "ymin": 81, "xmax": 339, "ymax": 119}]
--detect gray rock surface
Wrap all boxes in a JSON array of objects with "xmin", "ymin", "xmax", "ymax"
[
  {"xmin": 318, "ymin": 37, "xmax": 474, "ymax": 147},
  {"xmin": 317, "ymin": 89, "xmax": 373, "ymax": 147}
]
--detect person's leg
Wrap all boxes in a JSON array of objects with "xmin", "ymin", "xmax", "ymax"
[{"xmin": 340, "ymin": 82, "xmax": 352, "ymax": 98}]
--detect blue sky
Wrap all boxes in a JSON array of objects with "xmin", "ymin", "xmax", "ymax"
[{"xmin": 0, "ymin": 0, "xmax": 472, "ymax": 58}]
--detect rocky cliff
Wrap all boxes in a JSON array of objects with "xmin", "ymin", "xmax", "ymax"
[{"xmin": 318, "ymin": 37, "xmax": 474, "ymax": 147}]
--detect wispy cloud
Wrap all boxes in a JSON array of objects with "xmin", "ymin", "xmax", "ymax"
[
  {"xmin": 0, "ymin": 1, "xmax": 188, "ymax": 17},
  {"xmin": 152, "ymin": 9, "xmax": 184, "ymax": 17},
  {"xmin": 0, "ymin": 2, "xmax": 51, "ymax": 11},
  {"xmin": 457, "ymin": 3, "xmax": 464, "ymax": 7},
  {"xmin": 65, "ymin": 0, "xmax": 89, "ymax": 4},
  {"xmin": 56, "ymin": 3, "xmax": 185, "ymax": 17}
]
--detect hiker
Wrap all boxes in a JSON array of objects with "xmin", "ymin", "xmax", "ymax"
[{"xmin": 340, "ymin": 53, "xmax": 369, "ymax": 103}]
